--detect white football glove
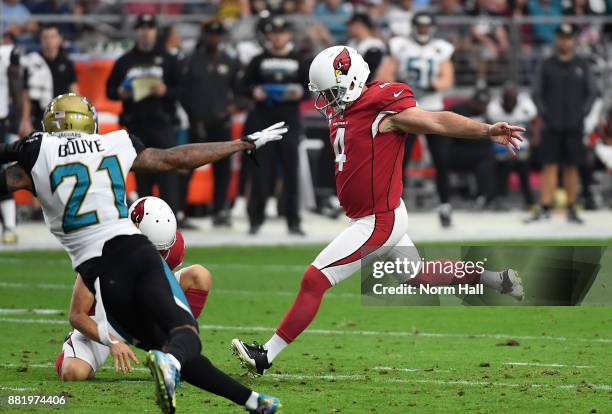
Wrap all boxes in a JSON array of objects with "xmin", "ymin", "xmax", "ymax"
[{"xmin": 242, "ymin": 122, "xmax": 288, "ymax": 149}]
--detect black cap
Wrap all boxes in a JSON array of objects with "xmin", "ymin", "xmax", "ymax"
[
  {"xmin": 134, "ymin": 14, "xmax": 157, "ymax": 29},
  {"xmin": 556, "ymin": 22, "xmax": 576, "ymax": 37},
  {"xmin": 261, "ymin": 16, "xmax": 290, "ymax": 34},
  {"xmin": 348, "ymin": 12, "xmax": 373, "ymax": 29},
  {"xmin": 203, "ymin": 18, "xmax": 226, "ymax": 34}
]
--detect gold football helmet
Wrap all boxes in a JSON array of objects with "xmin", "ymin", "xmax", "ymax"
[{"xmin": 42, "ymin": 93, "xmax": 97, "ymax": 134}]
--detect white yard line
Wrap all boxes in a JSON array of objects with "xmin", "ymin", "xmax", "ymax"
[
  {"xmin": 0, "ymin": 257, "xmax": 307, "ymax": 272},
  {"xmin": 267, "ymin": 373, "xmax": 612, "ymax": 391},
  {"xmin": 2, "ymin": 364, "xmax": 609, "ymax": 392},
  {"xmin": 0, "ymin": 282, "xmax": 359, "ymax": 299},
  {"xmin": 0, "ymin": 308, "xmax": 64, "ymax": 315},
  {"xmin": 0, "ymin": 317, "xmax": 610, "ymax": 344},
  {"xmin": 503, "ymin": 362, "xmax": 594, "ymax": 369},
  {"xmin": 373, "ymin": 366, "xmax": 451, "ymax": 373}
]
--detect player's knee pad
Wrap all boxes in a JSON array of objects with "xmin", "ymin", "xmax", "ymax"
[{"xmin": 300, "ymin": 265, "xmax": 332, "ymax": 296}]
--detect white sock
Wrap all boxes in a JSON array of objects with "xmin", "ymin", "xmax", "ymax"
[
  {"xmin": 0, "ymin": 199, "xmax": 16, "ymax": 231},
  {"xmin": 263, "ymin": 334, "xmax": 288, "ymax": 363},
  {"xmin": 167, "ymin": 353, "xmax": 182, "ymax": 371},
  {"xmin": 245, "ymin": 391, "xmax": 259, "ymax": 410},
  {"xmin": 480, "ymin": 270, "xmax": 502, "ymax": 291}
]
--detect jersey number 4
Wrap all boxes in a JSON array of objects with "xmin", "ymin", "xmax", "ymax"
[
  {"xmin": 50, "ymin": 155, "xmax": 127, "ymax": 233},
  {"xmin": 333, "ymin": 127, "xmax": 347, "ymax": 172}
]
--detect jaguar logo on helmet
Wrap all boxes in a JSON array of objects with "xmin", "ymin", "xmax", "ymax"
[
  {"xmin": 333, "ymin": 48, "xmax": 352, "ymax": 76},
  {"xmin": 130, "ymin": 198, "xmax": 146, "ymax": 227}
]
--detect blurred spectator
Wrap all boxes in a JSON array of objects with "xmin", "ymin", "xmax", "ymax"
[
  {"xmin": 487, "ymin": 83, "xmax": 537, "ymax": 208},
  {"xmin": 2, "ymin": 0, "xmax": 37, "ymax": 48},
  {"xmin": 314, "ymin": 0, "xmax": 353, "ymax": 43},
  {"xmin": 30, "ymin": 0, "xmax": 75, "ymax": 38},
  {"xmin": 528, "ymin": 23, "xmax": 597, "ymax": 223},
  {"xmin": 20, "ymin": 23, "xmax": 78, "ymax": 136},
  {"xmin": 71, "ymin": 0, "xmax": 123, "ymax": 50},
  {"xmin": 432, "ymin": 0, "xmax": 467, "ymax": 45},
  {"xmin": 159, "ymin": 25, "xmax": 183, "ymax": 57},
  {"xmin": 2, "ymin": 0, "xmax": 31, "ymax": 31},
  {"xmin": 562, "ymin": 0, "xmax": 608, "ymax": 15},
  {"xmin": 182, "ymin": 19, "xmax": 240, "ymax": 227},
  {"xmin": 379, "ymin": 11, "xmax": 456, "ymax": 227},
  {"xmin": 292, "ymin": 0, "xmax": 333, "ymax": 56},
  {"xmin": 467, "ymin": 0, "xmax": 510, "ymax": 86},
  {"xmin": 447, "ymin": 88, "xmax": 497, "ymax": 208},
  {"xmin": 106, "ymin": 14, "xmax": 182, "ymax": 213},
  {"xmin": 0, "ymin": 35, "xmax": 23, "ymax": 244},
  {"xmin": 346, "ymin": 13, "xmax": 386, "ymax": 80},
  {"xmin": 527, "ymin": 0, "xmax": 563, "ymax": 46},
  {"xmin": 239, "ymin": 16, "xmax": 307, "ymax": 235},
  {"xmin": 385, "ymin": 0, "xmax": 414, "ymax": 37}
]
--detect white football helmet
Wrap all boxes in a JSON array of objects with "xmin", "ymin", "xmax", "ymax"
[
  {"xmin": 128, "ymin": 196, "xmax": 177, "ymax": 251},
  {"xmin": 308, "ymin": 45, "xmax": 370, "ymax": 119}
]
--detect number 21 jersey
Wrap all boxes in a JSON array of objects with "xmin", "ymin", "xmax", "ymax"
[
  {"xmin": 10, "ymin": 130, "xmax": 143, "ymax": 268},
  {"xmin": 329, "ymin": 81, "xmax": 416, "ymax": 219}
]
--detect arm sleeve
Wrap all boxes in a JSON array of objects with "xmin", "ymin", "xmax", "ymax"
[
  {"xmin": 128, "ymin": 133, "xmax": 146, "ymax": 154},
  {"xmin": 438, "ymin": 40, "xmax": 455, "ymax": 61},
  {"xmin": 0, "ymin": 133, "xmax": 43, "ymax": 172}
]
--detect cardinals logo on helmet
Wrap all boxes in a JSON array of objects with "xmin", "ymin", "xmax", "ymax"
[
  {"xmin": 333, "ymin": 48, "xmax": 352, "ymax": 76},
  {"xmin": 130, "ymin": 199, "xmax": 146, "ymax": 227}
]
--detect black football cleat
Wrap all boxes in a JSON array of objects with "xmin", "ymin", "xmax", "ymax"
[
  {"xmin": 231, "ymin": 339, "xmax": 272, "ymax": 376},
  {"xmin": 524, "ymin": 207, "xmax": 550, "ymax": 224},
  {"xmin": 438, "ymin": 203, "xmax": 452, "ymax": 228},
  {"xmin": 567, "ymin": 206, "xmax": 584, "ymax": 224}
]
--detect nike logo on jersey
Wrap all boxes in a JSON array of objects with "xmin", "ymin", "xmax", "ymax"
[
  {"xmin": 379, "ymin": 82, "xmax": 390, "ymax": 88},
  {"xmin": 393, "ymin": 90, "xmax": 405, "ymax": 98}
]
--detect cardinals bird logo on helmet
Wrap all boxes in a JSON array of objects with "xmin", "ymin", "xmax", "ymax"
[
  {"xmin": 130, "ymin": 198, "xmax": 146, "ymax": 225},
  {"xmin": 334, "ymin": 48, "xmax": 352, "ymax": 76}
]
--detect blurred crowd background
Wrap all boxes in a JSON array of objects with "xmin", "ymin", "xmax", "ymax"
[{"xmin": 1, "ymin": 0, "xmax": 612, "ymax": 240}]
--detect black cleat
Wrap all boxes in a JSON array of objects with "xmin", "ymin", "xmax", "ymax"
[
  {"xmin": 438, "ymin": 203, "xmax": 452, "ymax": 228},
  {"xmin": 567, "ymin": 206, "xmax": 584, "ymax": 224},
  {"xmin": 231, "ymin": 339, "xmax": 272, "ymax": 376},
  {"xmin": 288, "ymin": 225, "xmax": 306, "ymax": 236},
  {"xmin": 524, "ymin": 207, "xmax": 550, "ymax": 224}
]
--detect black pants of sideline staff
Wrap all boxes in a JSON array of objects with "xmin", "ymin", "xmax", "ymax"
[
  {"xmin": 245, "ymin": 114, "xmax": 301, "ymax": 231},
  {"xmin": 405, "ymin": 134, "xmax": 452, "ymax": 204},
  {"xmin": 189, "ymin": 118, "xmax": 232, "ymax": 215},
  {"xmin": 127, "ymin": 122, "xmax": 180, "ymax": 213}
]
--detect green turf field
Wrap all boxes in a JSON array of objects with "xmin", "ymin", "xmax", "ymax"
[{"xmin": 0, "ymin": 245, "xmax": 610, "ymax": 413}]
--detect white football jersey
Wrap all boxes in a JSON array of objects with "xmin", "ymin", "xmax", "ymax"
[
  {"xmin": 21, "ymin": 130, "xmax": 141, "ymax": 268},
  {"xmin": 486, "ymin": 93, "xmax": 537, "ymax": 126},
  {"xmin": 388, "ymin": 36, "xmax": 454, "ymax": 111},
  {"xmin": 0, "ymin": 44, "xmax": 19, "ymax": 119}
]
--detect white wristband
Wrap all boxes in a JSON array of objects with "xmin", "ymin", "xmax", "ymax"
[{"xmin": 98, "ymin": 322, "xmax": 119, "ymax": 346}]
